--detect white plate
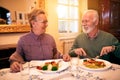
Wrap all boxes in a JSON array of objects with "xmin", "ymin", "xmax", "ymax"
[
  {"xmin": 79, "ymin": 59, "xmax": 112, "ymax": 71},
  {"xmin": 30, "ymin": 59, "xmax": 70, "ymax": 73}
]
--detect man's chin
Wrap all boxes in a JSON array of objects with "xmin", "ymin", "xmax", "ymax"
[
  {"xmin": 83, "ymin": 28, "xmax": 94, "ymax": 34},
  {"xmin": 83, "ymin": 30, "xmax": 90, "ymax": 33}
]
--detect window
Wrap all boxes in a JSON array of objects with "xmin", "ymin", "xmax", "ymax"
[{"xmin": 57, "ymin": 0, "xmax": 79, "ymax": 38}]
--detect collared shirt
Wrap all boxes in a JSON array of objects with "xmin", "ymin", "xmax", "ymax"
[{"xmin": 16, "ymin": 32, "xmax": 58, "ymax": 61}]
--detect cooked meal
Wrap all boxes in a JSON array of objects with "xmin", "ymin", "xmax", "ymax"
[
  {"xmin": 83, "ymin": 59, "xmax": 106, "ymax": 69},
  {"xmin": 36, "ymin": 61, "xmax": 59, "ymax": 71}
]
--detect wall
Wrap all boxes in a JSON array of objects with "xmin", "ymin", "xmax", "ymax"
[
  {"xmin": 0, "ymin": 33, "xmax": 26, "ymax": 49},
  {"xmin": 0, "ymin": 33, "xmax": 25, "ymax": 45},
  {"xmin": 88, "ymin": 0, "xmax": 99, "ymax": 11},
  {"xmin": 45, "ymin": 0, "xmax": 62, "ymax": 52},
  {"xmin": 79, "ymin": 0, "xmax": 88, "ymax": 32}
]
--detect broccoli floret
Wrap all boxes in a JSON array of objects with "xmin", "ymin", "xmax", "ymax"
[
  {"xmin": 42, "ymin": 65, "xmax": 48, "ymax": 70},
  {"xmin": 51, "ymin": 66, "xmax": 58, "ymax": 71}
]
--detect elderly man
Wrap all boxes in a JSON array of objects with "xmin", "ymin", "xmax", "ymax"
[
  {"xmin": 63, "ymin": 9, "xmax": 120, "ymax": 63},
  {"xmin": 9, "ymin": 8, "xmax": 61, "ymax": 72}
]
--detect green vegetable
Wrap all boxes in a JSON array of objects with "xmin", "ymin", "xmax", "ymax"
[
  {"xmin": 83, "ymin": 59, "xmax": 87, "ymax": 62},
  {"xmin": 42, "ymin": 65, "xmax": 48, "ymax": 70},
  {"xmin": 51, "ymin": 66, "xmax": 58, "ymax": 71}
]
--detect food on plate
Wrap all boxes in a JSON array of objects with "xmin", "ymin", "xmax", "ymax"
[
  {"xmin": 36, "ymin": 61, "xmax": 59, "ymax": 71},
  {"xmin": 83, "ymin": 59, "xmax": 106, "ymax": 69}
]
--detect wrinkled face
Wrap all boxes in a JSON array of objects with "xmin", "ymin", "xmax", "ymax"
[
  {"xmin": 82, "ymin": 13, "xmax": 97, "ymax": 34},
  {"xmin": 31, "ymin": 14, "xmax": 48, "ymax": 35}
]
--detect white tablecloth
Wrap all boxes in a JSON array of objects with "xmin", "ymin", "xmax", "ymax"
[{"xmin": 0, "ymin": 59, "xmax": 120, "ymax": 80}]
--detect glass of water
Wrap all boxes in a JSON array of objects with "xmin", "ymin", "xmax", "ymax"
[
  {"xmin": 70, "ymin": 56, "xmax": 80, "ymax": 79},
  {"xmin": 20, "ymin": 62, "xmax": 30, "ymax": 80},
  {"xmin": 70, "ymin": 56, "xmax": 79, "ymax": 70}
]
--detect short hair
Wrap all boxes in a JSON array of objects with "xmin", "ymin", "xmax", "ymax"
[
  {"xmin": 28, "ymin": 8, "xmax": 45, "ymax": 27},
  {"xmin": 83, "ymin": 9, "xmax": 99, "ymax": 22}
]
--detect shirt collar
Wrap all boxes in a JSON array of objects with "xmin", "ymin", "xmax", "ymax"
[
  {"xmin": 86, "ymin": 30, "xmax": 100, "ymax": 40},
  {"xmin": 30, "ymin": 31, "xmax": 45, "ymax": 40}
]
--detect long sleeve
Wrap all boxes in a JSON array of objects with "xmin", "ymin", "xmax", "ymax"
[
  {"xmin": 114, "ymin": 43, "xmax": 120, "ymax": 58},
  {"xmin": 9, "ymin": 51, "xmax": 25, "ymax": 63},
  {"xmin": 69, "ymin": 38, "xmax": 78, "ymax": 57}
]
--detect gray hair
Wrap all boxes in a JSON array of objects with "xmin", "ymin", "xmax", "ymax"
[
  {"xmin": 28, "ymin": 8, "xmax": 45, "ymax": 27},
  {"xmin": 83, "ymin": 9, "xmax": 99, "ymax": 22}
]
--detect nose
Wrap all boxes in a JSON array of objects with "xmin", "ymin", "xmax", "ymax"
[{"xmin": 45, "ymin": 22, "xmax": 48, "ymax": 26}]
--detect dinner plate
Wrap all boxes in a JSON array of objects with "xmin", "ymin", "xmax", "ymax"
[
  {"xmin": 79, "ymin": 59, "xmax": 112, "ymax": 71},
  {"xmin": 30, "ymin": 59, "xmax": 70, "ymax": 73}
]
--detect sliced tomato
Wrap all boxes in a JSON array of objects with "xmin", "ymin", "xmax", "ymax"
[{"xmin": 36, "ymin": 66, "xmax": 42, "ymax": 70}]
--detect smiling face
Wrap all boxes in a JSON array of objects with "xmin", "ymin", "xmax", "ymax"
[
  {"xmin": 31, "ymin": 14, "xmax": 48, "ymax": 35},
  {"xmin": 81, "ymin": 10, "xmax": 98, "ymax": 34}
]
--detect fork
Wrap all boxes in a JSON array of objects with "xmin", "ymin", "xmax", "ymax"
[
  {"xmin": 95, "ymin": 56, "xmax": 100, "ymax": 59},
  {"xmin": 94, "ymin": 56, "xmax": 100, "ymax": 59},
  {"xmin": 86, "ymin": 55, "xmax": 100, "ymax": 60}
]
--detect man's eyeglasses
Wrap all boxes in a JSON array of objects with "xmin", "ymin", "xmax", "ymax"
[{"xmin": 35, "ymin": 20, "xmax": 48, "ymax": 24}]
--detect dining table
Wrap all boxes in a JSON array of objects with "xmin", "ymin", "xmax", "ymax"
[{"xmin": 0, "ymin": 58, "xmax": 120, "ymax": 80}]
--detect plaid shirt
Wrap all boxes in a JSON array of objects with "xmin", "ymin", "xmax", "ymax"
[{"xmin": 10, "ymin": 31, "xmax": 60, "ymax": 62}]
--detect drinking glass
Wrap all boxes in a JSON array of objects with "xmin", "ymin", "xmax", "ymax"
[
  {"xmin": 70, "ymin": 56, "xmax": 80, "ymax": 79},
  {"xmin": 20, "ymin": 62, "xmax": 30, "ymax": 80},
  {"xmin": 70, "ymin": 56, "xmax": 79, "ymax": 70}
]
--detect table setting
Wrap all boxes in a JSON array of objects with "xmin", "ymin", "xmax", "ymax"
[{"xmin": 0, "ymin": 58, "xmax": 120, "ymax": 80}]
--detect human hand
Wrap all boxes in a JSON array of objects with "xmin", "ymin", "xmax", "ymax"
[
  {"xmin": 74, "ymin": 48, "xmax": 87, "ymax": 56},
  {"xmin": 100, "ymin": 46, "xmax": 115, "ymax": 56},
  {"xmin": 10, "ymin": 61, "xmax": 21, "ymax": 72},
  {"xmin": 63, "ymin": 54, "xmax": 71, "ymax": 62}
]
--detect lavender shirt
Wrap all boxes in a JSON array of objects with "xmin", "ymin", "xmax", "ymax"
[{"xmin": 16, "ymin": 32, "xmax": 58, "ymax": 61}]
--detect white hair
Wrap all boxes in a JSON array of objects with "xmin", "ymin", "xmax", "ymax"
[{"xmin": 83, "ymin": 9, "xmax": 99, "ymax": 22}]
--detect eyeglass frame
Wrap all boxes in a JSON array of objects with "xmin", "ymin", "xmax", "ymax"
[{"xmin": 35, "ymin": 19, "xmax": 48, "ymax": 24}]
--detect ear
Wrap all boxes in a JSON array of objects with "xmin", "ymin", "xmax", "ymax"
[
  {"xmin": 94, "ymin": 19, "xmax": 98, "ymax": 26},
  {"xmin": 31, "ymin": 21, "xmax": 36, "ymax": 27}
]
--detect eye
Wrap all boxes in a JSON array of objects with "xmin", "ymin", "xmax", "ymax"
[{"xmin": 82, "ymin": 20, "xmax": 88, "ymax": 23}]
